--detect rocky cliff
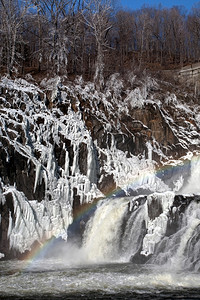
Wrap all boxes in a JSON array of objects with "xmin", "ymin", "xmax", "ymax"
[{"xmin": 0, "ymin": 72, "xmax": 200, "ymax": 259}]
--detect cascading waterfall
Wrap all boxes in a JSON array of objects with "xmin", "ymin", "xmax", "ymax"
[
  {"xmin": 120, "ymin": 201, "xmax": 147, "ymax": 261},
  {"xmin": 82, "ymin": 198, "xmax": 129, "ymax": 263},
  {"xmin": 149, "ymin": 200, "xmax": 200, "ymax": 271},
  {"xmin": 80, "ymin": 192, "xmax": 200, "ymax": 271},
  {"xmin": 180, "ymin": 154, "xmax": 200, "ymax": 194}
]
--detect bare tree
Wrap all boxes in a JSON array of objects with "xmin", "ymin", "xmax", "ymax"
[
  {"xmin": 187, "ymin": 3, "xmax": 200, "ymax": 62},
  {"xmin": 1, "ymin": 0, "xmax": 199, "ymax": 78},
  {"xmin": 134, "ymin": 9, "xmax": 152, "ymax": 69},
  {"xmin": 28, "ymin": 0, "xmax": 47, "ymax": 72},
  {"xmin": 30, "ymin": 0, "xmax": 78, "ymax": 75},
  {"xmin": 82, "ymin": 0, "xmax": 112, "ymax": 89},
  {"xmin": 115, "ymin": 10, "xmax": 135, "ymax": 72},
  {"xmin": 0, "ymin": 0, "xmax": 31, "ymax": 76}
]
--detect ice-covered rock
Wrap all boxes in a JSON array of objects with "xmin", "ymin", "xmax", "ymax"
[{"xmin": 0, "ymin": 74, "xmax": 200, "ymax": 258}]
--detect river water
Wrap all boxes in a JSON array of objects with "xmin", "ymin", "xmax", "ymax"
[{"xmin": 1, "ymin": 259, "xmax": 200, "ymax": 299}]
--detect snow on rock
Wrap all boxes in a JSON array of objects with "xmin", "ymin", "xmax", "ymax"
[
  {"xmin": 125, "ymin": 88, "xmax": 145, "ymax": 109},
  {"xmin": 99, "ymin": 139, "xmax": 168, "ymax": 196}
]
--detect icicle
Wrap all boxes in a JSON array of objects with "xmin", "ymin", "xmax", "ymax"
[
  {"xmin": 7, "ymin": 211, "xmax": 13, "ymax": 238},
  {"xmin": 87, "ymin": 139, "xmax": 97, "ymax": 184},
  {"xmin": 34, "ymin": 163, "xmax": 41, "ymax": 193},
  {"xmin": 146, "ymin": 141, "xmax": 153, "ymax": 161},
  {"xmin": 0, "ymin": 194, "xmax": 6, "ymax": 205},
  {"xmin": 71, "ymin": 143, "xmax": 79, "ymax": 176},
  {"xmin": 47, "ymin": 146, "xmax": 54, "ymax": 172},
  {"xmin": 64, "ymin": 150, "xmax": 69, "ymax": 176}
]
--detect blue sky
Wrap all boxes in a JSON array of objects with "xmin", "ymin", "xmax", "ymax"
[{"xmin": 120, "ymin": 0, "xmax": 200, "ymax": 12}]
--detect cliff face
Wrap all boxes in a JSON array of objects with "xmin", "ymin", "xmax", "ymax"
[{"xmin": 0, "ymin": 74, "xmax": 200, "ymax": 258}]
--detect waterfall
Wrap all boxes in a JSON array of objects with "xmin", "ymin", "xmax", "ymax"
[
  {"xmin": 82, "ymin": 197, "xmax": 129, "ymax": 263},
  {"xmin": 120, "ymin": 202, "xmax": 147, "ymax": 261},
  {"xmin": 80, "ymin": 192, "xmax": 200, "ymax": 270},
  {"xmin": 149, "ymin": 200, "xmax": 200, "ymax": 271},
  {"xmin": 181, "ymin": 156, "xmax": 200, "ymax": 194}
]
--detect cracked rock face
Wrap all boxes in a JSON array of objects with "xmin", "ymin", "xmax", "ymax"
[{"xmin": 0, "ymin": 75, "xmax": 200, "ymax": 258}]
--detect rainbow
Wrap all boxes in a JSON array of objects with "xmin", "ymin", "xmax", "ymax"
[
  {"xmin": 22, "ymin": 237, "xmax": 55, "ymax": 270},
  {"xmin": 105, "ymin": 152, "xmax": 200, "ymax": 198},
  {"xmin": 22, "ymin": 153, "xmax": 200, "ymax": 269},
  {"xmin": 21, "ymin": 200, "xmax": 99, "ymax": 270}
]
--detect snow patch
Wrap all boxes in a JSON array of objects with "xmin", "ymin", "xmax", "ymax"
[{"xmin": 125, "ymin": 88, "xmax": 145, "ymax": 108}]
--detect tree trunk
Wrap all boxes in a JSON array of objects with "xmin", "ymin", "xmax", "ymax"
[{"xmin": 94, "ymin": 41, "xmax": 104, "ymax": 90}]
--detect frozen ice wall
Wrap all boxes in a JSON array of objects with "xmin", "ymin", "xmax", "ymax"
[
  {"xmin": 1, "ymin": 73, "xmax": 200, "ymax": 258},
  {"xmin": 0, "ymin": 77, "xmax": 103, "ymax": 256},
  {"xmin": 3, "ymin": 188, "xmax": 72, "ymax": 253}
]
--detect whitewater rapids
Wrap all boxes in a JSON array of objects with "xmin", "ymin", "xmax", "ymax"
[{"xmin": 1, "ymin": 259, "xmax": 200, "ymax": 299}]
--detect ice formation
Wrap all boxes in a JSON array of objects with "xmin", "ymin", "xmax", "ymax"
[
  {"xmin": 1, "ymin": 73, "xmax": 200, "ymax": 258},
  {"xmin": 4, "ymin": 187, "xmax": 72, "ymax": 252},
  {"xmin": 141, "ymin": 191, "xmax": 175, "ymax": 256},
  {"xmin": 0, "ymin": 77, "xmax": 103, "ymax": 254}
]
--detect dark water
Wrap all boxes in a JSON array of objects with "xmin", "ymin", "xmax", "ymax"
[{"xmin": 1, "ymin": 259, "xmax": 200, "ymax": 299}]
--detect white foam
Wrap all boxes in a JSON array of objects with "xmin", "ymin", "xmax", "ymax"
[{"xmin": 82, "ymin": 198, "xmax": 129, "ymax": 263}]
